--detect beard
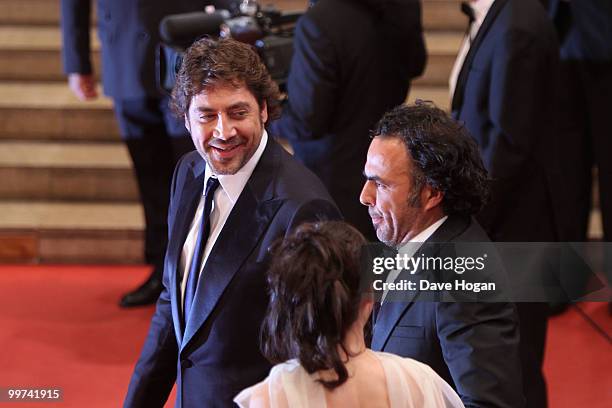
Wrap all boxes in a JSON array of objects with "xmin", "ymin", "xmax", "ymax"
[{"xmin": 201, "ymin": 118, "xmax": 264, "ymax": 175}]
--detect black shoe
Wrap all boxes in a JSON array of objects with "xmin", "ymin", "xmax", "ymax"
[
  {"xmin": 548, "ymin": 302, "xmax": 570, "ymax": 316},
  {"xmin": 119, "ymin": 276, "xmax": 163, "ymax": 308}
]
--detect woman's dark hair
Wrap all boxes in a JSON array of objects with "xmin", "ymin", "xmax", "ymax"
[
  {"xmin": 261, "ymin": 221, "xmax": 366, "ymax": 389},
  {"xmin": 171, "ymin": 37, "xmax": 281, "ymax": 120},
  {"xmin": 373, "ymin": 101, "xmax": 490, "ymax": 216}
]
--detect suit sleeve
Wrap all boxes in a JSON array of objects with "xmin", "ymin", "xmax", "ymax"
[
  {"xmin": 269, "ymin": 13, "xmax": 338, "ymax": 141},
  {"xmin": 60, "ymin": 0, "xmax": 93, "ymax": 74},
  {"xmin": 123, "ymin": 274, "xmax": 178, "ymax": 408},
  {"xmin": 380, "ymin": 0, "xmax": 426, "ymax": 79},
  {"xmin": 123, "ymin": 159, "xmax": 189, "ymax": 408},
  {"xmin": 479, "ymin": 28, "xmax": 559, "ymax": 230},
  {"xmin": 435, "ymin": 301, "xmax": 525, "ymax": 408}
]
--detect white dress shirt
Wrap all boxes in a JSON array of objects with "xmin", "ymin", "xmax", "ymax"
[
  {"xmin": 381, "ymin": 216, "xmax": 448, "ymax": 303},
  {"xmin": 180, "ymin": 130, "xmax": 269, "ymax": 308},
  {"xmin": 449, "ymin": 0, "xmax": 496, "ymax": 99}
]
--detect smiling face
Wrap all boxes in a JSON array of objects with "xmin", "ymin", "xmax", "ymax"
[
  {"xmin": 185, "ymin": 83, "xmax": 268, "ymax": 175},
  {"xmin": 360, "ymin": 137, "xmax": 442, "ymax": 247}
]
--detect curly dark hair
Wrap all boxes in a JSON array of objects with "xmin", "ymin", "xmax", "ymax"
[
  {"xmin": 170, "ymin": 37, "xmax": 281, "ymax": 120},
  {"xmin": 261, "ymin": 221, "xmax": 366, "ymax": 390},
  {"xmin": 373, "ymin": 101, "xmax": 490, "ymax": 216}
]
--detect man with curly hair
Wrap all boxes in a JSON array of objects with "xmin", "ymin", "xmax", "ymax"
[
  {"xmin": 124, "ymin": 38, "xmax": 340, "ymax": 408},
  {"xmin": 60, "ymin": 0, "xmax": 236, "ymax": 307},
  {"xmin": 362, "ymin": 102, "xmax": 524, "ymax": 407}
]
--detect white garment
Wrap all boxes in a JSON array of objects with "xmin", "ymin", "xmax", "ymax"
[
  {"xmin": 449, "ymin": 0, "xmax": 496, "ymax": 98},
  {"xmin": 180, "ymin": 130, "xmax": 268, "ymax": 309},
  {"xmin": 234, "ymin": 350, "xmax": 465, "ymax": 408}
]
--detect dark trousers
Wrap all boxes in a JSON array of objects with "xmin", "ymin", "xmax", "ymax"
[
  {"xmin": 556, "ymin": 61, "xmax": 612, "ymax": 243},
  {"xmin": 113, "ymin": 97, "xmax": 194, "ymax": 280},
  {"xmin": 479, "ymin": 209, "xmax": 557, "ymax": 408},
  {"xmin": 517, "ymin": 302, "xmax": 549, "ymax": 408}
]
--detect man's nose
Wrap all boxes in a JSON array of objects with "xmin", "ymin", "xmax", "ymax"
[
  {"xmin": 213, "ymin": 114, "xmax": 236, "ymax": 140},
  {"xmin": 360, "ymin": 180, "xmax": 374, "ymax": 207}
]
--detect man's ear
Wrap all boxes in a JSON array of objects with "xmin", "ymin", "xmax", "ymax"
[
  {"xmin": 260, "ymin": 100, "xmax": 268, "ymax": 124},
  {"xmin": 422, "ymin": 186, "xmax": 443, "ymax": 212}
]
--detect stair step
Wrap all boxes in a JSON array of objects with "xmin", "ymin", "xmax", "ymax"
[
  {"xmin": 0, "ymin": 82, "xmax": 450, "ymax": 141},
  {"xmin": 416, "ymin": 31, "xmax": 461, "ymax": 86},
  {"xmin": 0, "ymin": 82, "xmax": 111, "ymax": 109},
  {"xmin": 0, "ymin": 0, "xmax": 466, "ymax": 30},
  {"xmin": 0, "ymin": 0, "xmax": 61, "ymax": 26},
  {"xmin": 0, "ymin": 141, "xmax": 129, "ymax": 168},
  {"xmin": 423, "ymin": 0, "xmax": 465, "ymax": 31},
  {"xmin": 0, "ymin": 141, "xmax": 138, "ymax": 201},
  {"xmin": 0, "ymin": 25, "xmax": 461, "ymax": 85},
  {"xmin": 0, "ymin": 201, "xmax": 144, "ymax": 263},
  {"xmin": 0, "ymin": 26, "xmax": 100, "ymax": 81},
  {"xmin": 0, "ymin": 82, "xmax": 119, "ymax": 140},
  {"xmin": 0, "ymin": 201, "xmax": 141, "ymax": 230}
]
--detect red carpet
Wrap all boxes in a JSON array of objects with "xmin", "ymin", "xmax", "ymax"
[
  {"xmin": 0, "ymin": 265, "xmax": 176, "ymax": 408},
  {"xmin": 0, "ymin": 265, "xmax": 610, "ymax": 407},
  {"xmin": 543, "ymin": 302, "xmax": 612, "ymax": 407}
]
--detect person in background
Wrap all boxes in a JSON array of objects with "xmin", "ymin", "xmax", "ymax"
[
  {"xmin": 545, "ymin": 1, "xmax": 612, "ymax": 243},
  {"xmin": 235, "ymin": 221, "xmax": 464, "ymax": 408},
  {"xmin": 60, "ymin": 0, "xmax": 235, "ymax": 307},
  {"xmin": 450, "ymin": 1, "xmax": 562, "ymax": 405},
  {"xmin": 545, "ymin": 0, "xmax": 612, "ymax": 315},
  {"xmin": 270, "ymin": 0, "xmax": 426, "ymax": 239}
]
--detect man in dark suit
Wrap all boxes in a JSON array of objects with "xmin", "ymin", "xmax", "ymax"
[
  {"xmin": 270, "ymin": 0, "xmax": 426, "ymax": 238},
  {"xmin": 450, "ymin": 0, "xmax": 561, "ymax": 243},
  {"xmin": 546, "ymin": 0, "xmax": 612, "ymax": 244},
  {"xmin": 60, "ymin": 0, "xmax": 236, "ymax": 307},
  {"xmin": 124, "ymin": 38, "xmax": 340, "ymax": 407},
  {"xmin": 450, "ymin": 1, "xmax": 562, "ymax": 405},
  {"xmin": 362, "ymin": 103, "xmax": 524, "ymax": 408}
]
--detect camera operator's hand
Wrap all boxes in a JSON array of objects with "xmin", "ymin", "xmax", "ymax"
[{"xmin": 68, "ymin": 73, "xmax": 99, "ymax": 101}]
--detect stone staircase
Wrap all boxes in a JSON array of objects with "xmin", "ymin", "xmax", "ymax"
[{"xmin": 0, "ymin": 0, "xmax": 599, "ymax": 263}]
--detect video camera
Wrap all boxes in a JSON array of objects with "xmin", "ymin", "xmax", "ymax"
[{"xmin": 157, "ymin": 1, "xmax": 303, "ymax": 94}]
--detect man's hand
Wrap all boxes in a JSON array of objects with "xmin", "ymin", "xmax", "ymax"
[{"xmin": 68, "ymin": 73, "xmax": 98, "ymax": 100}]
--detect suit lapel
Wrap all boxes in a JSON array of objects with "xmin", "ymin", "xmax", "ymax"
[
  {"xmin": 372, "ymin": 242, "xmax": 440, "ymax": 351},
  {"xmin": 168, "ymin": 157, "xmax": 206, "ymax": 345},
  {"xmin": 180, "ymin": 141, "xmax": 283, "ymax": 351},
  {"xmin": 372, "ymin": 216, "xmax": 470, "ymax": 350},
  {"xmin": 451, "ymin": 0, "xmax": 508, "ymax": 112}
]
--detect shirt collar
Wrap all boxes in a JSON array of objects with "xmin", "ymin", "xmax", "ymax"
[
  {"xmin": 204, "ymin": 130, "xmax": 268, "ymax": 204},
  {"xmin": 409, "ymin": 215, "xmax": 449, "ymax": 243},
  {"xmin": 471, "ymin": 0, "xmax": 495, "ymax": 26},
  {"xmin": 395, "ymin": 216, "xmax": 448, "ymax": 258}
]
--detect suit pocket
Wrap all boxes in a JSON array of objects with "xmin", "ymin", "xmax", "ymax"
[{"xmin": 391, "ymin": 325, "xmax": 425, "ymax": 339}]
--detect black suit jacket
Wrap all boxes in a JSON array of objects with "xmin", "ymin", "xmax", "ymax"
[
  {"xmin": 451, "ymin": 0, "xmax": 562, "ymax": 242},
  {"xmin": 372, "ymin": 216, "xmax": 524, "ymax": 408},
  {"xmin": 548, "ymin": 0, "xmax": 612, "ymax": 61},
  {"xmin": 270, "ymin": 0, "xmax": 425, "ymax": 237},
  {"xmin": 124, "ymin": 139, "xmax": 340, "ymax": 407},
  {"xmin": 60, "ymin": 0, "xmax": 235, "ymax": 99}
]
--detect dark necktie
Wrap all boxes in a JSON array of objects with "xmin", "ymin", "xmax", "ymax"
[
  {"xmin": 183, "ymin": 176, "xmax": 220, "ymax": 325},
  {"xmin": 461, "ymin": 1, "xmax": 476, "ymax": 42}
]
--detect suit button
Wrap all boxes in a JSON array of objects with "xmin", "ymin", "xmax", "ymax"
[
  {"xmin": 104, "ymin": 13, "xmax": 111, "ymax": 21},
  {"xmin": 181, "ymin": 359, "xmax": 193, "ymax": 368}
]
